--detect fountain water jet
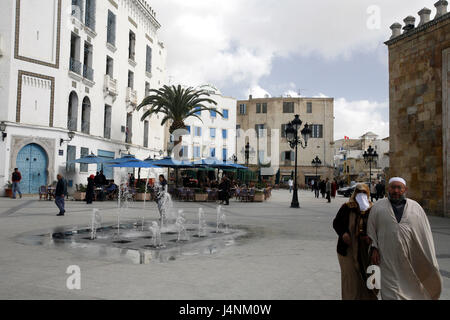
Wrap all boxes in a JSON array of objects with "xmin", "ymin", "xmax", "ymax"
[
  {"xmin": 90, "ymin": 209, "xmax": 101, "ymax": 240},
  {"xmin": 197, "ymin": 208, "xmax": 207, "ymax": 237}
]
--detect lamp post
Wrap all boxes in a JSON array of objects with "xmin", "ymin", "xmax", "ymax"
[
  {"xmin": 312, "ymin": 156, "xmax": 322, "ymax": 183},
  {"xmin": 60, "ymin": 131, "xmax": 75, "ymax": 146},
  {"xmin": 285, "ymin": 115, "xmax": 311, "ymax": 208},
  {"xmin": 363, "ymin": 145, "xmax": 378, "ymax": 184},
  {"xmin": 0, "ymin": 122, "xmax": 7, "ymax": 141},
  {"xmin": 245, "ymin": 142, "xmax": 250, "ymax": 167}
]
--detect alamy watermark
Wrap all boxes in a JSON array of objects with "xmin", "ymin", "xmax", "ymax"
[{"xmin": 66, "ymin": 265, "xmax": 81, "ymax": 290}]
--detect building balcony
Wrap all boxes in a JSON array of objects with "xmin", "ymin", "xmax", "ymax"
[
  {"xmin": 126, "ymin": 87, "xmax": 138, "ymax": 106},
  {"xmin": 69, "ymin": 58, "xmax": 82, "ymax": 75},
  {"xmin": 104, "ymin": 75, "xmax": 118, "ymax": 97},
  {"xmin": 83, "ymin": 65, "xmax": 94, "ymax": 81}
]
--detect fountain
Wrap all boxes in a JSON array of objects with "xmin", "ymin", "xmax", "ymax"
[
  {"xmin": 216, "ymin": 205, "xmax": 228, "ymax": 234},
  {"xmin": 197, "ymin": 208, "xmax": 207, "ymax": 238},
  {"xmin": 148, "ymin": 221, "xmax": 162, "ymax": 248},
  {"xmin": 90, "ymin": 209, "xmax": 101, "ymax": 240},
  {"xmin": 175, "ymin": 210, "xmax": 189, "ymax": 242}
]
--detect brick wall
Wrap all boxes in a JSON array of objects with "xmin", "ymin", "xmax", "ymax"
[{"xmin": 387, "ymin": 17, "xmax": 450, "ymax": 216}]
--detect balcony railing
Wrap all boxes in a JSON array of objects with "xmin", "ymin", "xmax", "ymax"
[
  {"xmin": 104, "ymin": 75, "xmax": 118, "ymax": 96},
  {"xmin": 69, "ymin": 58, "xmax": 82, "ymax": 75},
  {"xmin": 126, "ymin": 87, "xmax": 138, "ymax": 105},
  {"xmin": 83, "ymin": 65, "xmax": 94, "ymax": 81}
]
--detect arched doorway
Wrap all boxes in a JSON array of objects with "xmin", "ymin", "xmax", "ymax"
[{"xmin": 16, "ymin": 144, "xmax": 48, "ymax": 194}]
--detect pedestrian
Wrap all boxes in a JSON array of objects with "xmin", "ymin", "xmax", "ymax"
[
  {"xmin": 326, "ymin": 178, "xmax": 331, "ymax": 203},
  {"xmin": 219, "ymin": 176, "xmax": 231, "ymax": 205},
  {"xmin": 86, "ymin": 174, "xmax": 95, "ymax": 204},
  {"xmin": 11, "ymin": 168, "xmax": 22, "ymax": 199},
  {"xmin": 331, "ymin": 179, "xmax": 337, "ymax": 198},
  {"xmin": 333, "ymin": 183, "xmax": 377, "ymax": 300},
  {"xmin": 55, "ymin": 174, "xmax": 67, "ymax": 216},
  {"xmin": 94, "ymin": 171, "xmax": 100, "ymax": 186},
  {"xmin": 314, "ymin": 180, "xmax": 320, "ymax": 198},
  {"xmin": 320, "ymin": 180, "xmax": 326, "ymax": 198},
  {"xmin": 311, "ymin": 179, "xmax": 315, "ymax": 192},
  {"xmin": 288, "ymin": 178, "xmax": 293, "ymax": 193},
  {"xmin": 370, "ymin": 181, "xmax": 377, "ymax": 202},
  {"xmin": 129, "ymin": 173, "xmax": 135, "ymax": 188},
  {"xmin": 375, "ymin": 181, "xmax": 385, "ymax": 200},
  {"xmin": 367, "ymin": 177, "xmax": 442, "ymax": 300},
  {"xmin": 98, "ymin": 170, "xmax": 107, "ymax": 185}
]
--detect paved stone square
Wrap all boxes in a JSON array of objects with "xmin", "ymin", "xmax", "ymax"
[{"xmin": 0, "ymin": 190, "xmax": 449, "ymax": 300}]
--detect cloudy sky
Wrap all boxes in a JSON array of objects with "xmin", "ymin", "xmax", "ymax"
[{"xmin": 150, "ymin": 0, "xmax": 439, "ymax": 139}]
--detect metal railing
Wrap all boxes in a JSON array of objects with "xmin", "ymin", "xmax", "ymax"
[
  {"xmin": 70, "ymin": 58, "xmax": 82, "ymax": 75},
  {"xmin": 83, "ymin": 65, "xmax": 94, "ymax": 81}
]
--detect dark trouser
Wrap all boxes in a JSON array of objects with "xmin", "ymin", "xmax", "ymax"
[
  {"xmin": 327, "ymin": 191, "xmax": 331, "ymax": 202},
  {"xmin": 315, "ymin": 189, "xmax": 320, "ymax": 198},
  {"xmin": 12, "ymin": 182, "xmax": 22, "ymax": 198},
  {"xmin": 55, "ymin": 196, "xmax": 65, "ymax": 213},
  {"xmin": 370, "ymin": 193, "xmax": 377, "ymax": 202},
  {"xmin": 220, "ymin": 191, "xmax": 229, "ymax": 205}
]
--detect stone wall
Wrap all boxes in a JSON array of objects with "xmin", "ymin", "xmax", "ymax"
[{"xmin": 387, "ymin": 16, "xmax": 450, "ymax": 216}]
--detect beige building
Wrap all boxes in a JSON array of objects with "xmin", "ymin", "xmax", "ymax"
[
  {"xmin": 386, "ymin": 1, "xmax": 450, "ymax": 217},
  {"xmin": 334, "ymin": 132, "xmax": 389, "ymax": 184},
  {"xmin": 236, "ymin": 96, "xmax": 334, "ymax": 186}
]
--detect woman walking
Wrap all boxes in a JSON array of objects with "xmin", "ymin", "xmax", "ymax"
[
  {"xmin": 333, "ymin": 183, "xmax": 377, "ymax": 300},
  {"xmin": 86, "ymin": 174, "xmax": 95, "ymax": 204}
]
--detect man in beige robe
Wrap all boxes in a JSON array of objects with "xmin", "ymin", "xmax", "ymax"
[{"xmin": 367, "ymin": 177, "xmax": 442, "ymax": 300}]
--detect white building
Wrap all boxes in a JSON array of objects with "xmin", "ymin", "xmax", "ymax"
[
  {"xmin": 0, "ymin": 0, "xmax": 168, "ymax": 194},
  {"xmin": 176, "ymin": 85, "xmax": 237, "ymax": 163}
]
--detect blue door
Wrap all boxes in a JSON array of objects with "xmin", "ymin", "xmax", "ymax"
[{"xmin": 16, "ymin": 144, "xmax": 48, "ymax": 194}]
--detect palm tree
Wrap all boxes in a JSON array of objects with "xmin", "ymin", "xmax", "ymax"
[{"xmin": 136, "ymin": 85, "xmax": 223, "ymax": 146}]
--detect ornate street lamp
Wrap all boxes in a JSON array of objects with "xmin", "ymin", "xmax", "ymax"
[
  {"xmin": 60, "ymin": 131, "xmax": 75, "ymax": 146},
  {"xmin": 285, "ymin": 114, "xmax": 311, "ymax": 208},
  {"xmin": 245, "ymin": 142, "xmax": 250, "ymax": 167},
  {"xmin": 312, "ymin": 156, "xmax": 322, "ymax": 183},
  {"xmin": 363, "ymin": 145, "xmax": 378, "ymax": 184},
  {"xmin": 0, "ymin": 121, "xmax": 7, "ymax": 141}
]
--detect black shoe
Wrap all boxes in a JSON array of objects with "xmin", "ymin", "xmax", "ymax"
[{"xmin": 56, "ymin": 213, "xmax": 64, "ymax": 216}]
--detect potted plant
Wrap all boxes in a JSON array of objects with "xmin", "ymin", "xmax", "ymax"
[
  {"xmin": 73, "ymin": 184, "xmax": 86, "ymax": 201},
  {"xmin": 194, "ymin": 188, "xmax": 208, "ymax": 202},
  {"xmin": 135, "ymin": 183, "xmax": 151, "ymax": 201},
  {"xmin": 253, "ymin": 190, "xmax": 265, "ymax": 202},
  {"xmin": 4, "ymin": 181, "xmax": 12, "ymax": 198}
]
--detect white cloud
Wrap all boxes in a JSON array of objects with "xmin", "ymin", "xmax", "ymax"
[
  {"xmin": 334, "ymin": 98, "xmax": 389, "ymax": 140},
  {"xmin": 247, "ymin": 85, "xmax": 271, "ymax": 98},
  {"xmin": 152, "ymin": 0, "xmax": 437, "ymax": 93}
]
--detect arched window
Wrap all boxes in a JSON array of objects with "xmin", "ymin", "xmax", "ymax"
[
  {"xmin": 81, "ymin": 97, "xmax": 91, "ymax": 134},
  {"xmin": 68, "ymin": 91, "xmax": 78, "ymax": 131}
]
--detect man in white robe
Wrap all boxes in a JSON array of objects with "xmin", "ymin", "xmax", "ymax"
[{"xmin": 367, "ymin": 177, "xmax": 442, "ymax": 300}]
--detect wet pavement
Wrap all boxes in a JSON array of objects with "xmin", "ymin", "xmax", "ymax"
[{"xmin": 0, "ymin": 190, "xmax": 449, "ymax": 300}]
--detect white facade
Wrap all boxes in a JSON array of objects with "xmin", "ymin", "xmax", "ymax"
[
  {"xmin": 177, "ymin": 85, "xmax": 237, "ymax": 163},
  {"xmin": 0, "ymin": 0, "xmax": 167, "ymax": 194}
]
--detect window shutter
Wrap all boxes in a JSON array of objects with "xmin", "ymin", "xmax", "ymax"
[
  {"xmin": 281, "ymin": 152, "xmax": 285, "ymax": 161},
  {"xmin": 146, "ymin": 46, "xmax": 152, "ymax": 73},
  {"xmin": 291, "ymin": 151, "xmax": 295, "ymax": 161}
]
